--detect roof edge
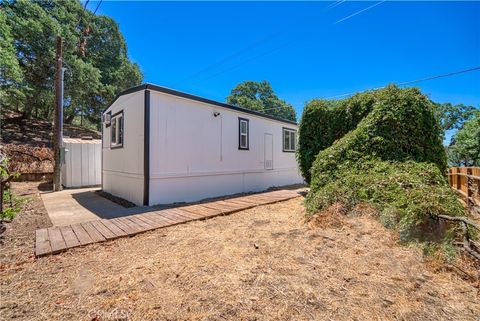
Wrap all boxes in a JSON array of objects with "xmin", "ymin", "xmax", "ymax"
[{"xmin": 102, "ymin": 83, "xmax": 298, "ymax": 126}]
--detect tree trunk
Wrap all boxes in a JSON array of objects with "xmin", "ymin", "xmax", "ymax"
[{"xmin": 65, "ymin": 113, "xmax": 75, "ymax": 124}]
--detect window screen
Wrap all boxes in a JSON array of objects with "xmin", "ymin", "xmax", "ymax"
[
  {"xmin": 283, "ymin": 128, "xmax": 296, "ymax": 152},
  {"xmin": 238, "ymin": 118, "xmax": 249, "ymax": 150}
]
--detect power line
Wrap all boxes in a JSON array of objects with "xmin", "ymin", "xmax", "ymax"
[
  {"xmin": 77, "ymin": 0, "xmax": 103, "ymax": 56},
  {"xmin": 327, "ymin": 0, "xmax": 347, "ymax": 10},
  {"xmin": 324, "ymin": 66, "xmax": 480, "ymax": 100},
  {"xmin": 92, "ymin": 0, "xmax": 103, "ymax": 15},
  {"xmin": 398, "ymin": 66, "xmax": 480, "ymax": 86},
  {"xmin": 200, "ymin": 42, "xmax": 289, "ymax": 82},
  {"xmin": 178, "ymin": 27, "xmax": 292, "ymax": 84},
  {"xmin": 180, "ymin": 1, "xmax": 342, "ymax": 85},
  {"xmin": 75, "ymin": 0, "xmax": 90, "ymax": 31},
  {"xmin": 335, "ymin": 0, "xmax": 386, "ymax": 24},
  {"xmin": 189, "ymin": 1, "xmax": 383, "ymax": 86},
  {"xmin": 245, "ymin": 66, "xmax": 480, "ymax": 119}
]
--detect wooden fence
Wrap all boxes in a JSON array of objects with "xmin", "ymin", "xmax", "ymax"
[{"xmin": 448, "ymin": 167, "xmax": 480, "ymax": 207}]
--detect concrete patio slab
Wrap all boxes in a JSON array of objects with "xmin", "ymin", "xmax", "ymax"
[{"xmin": 41, "ymin": 188, "xmax": 131, "ymax": 226}]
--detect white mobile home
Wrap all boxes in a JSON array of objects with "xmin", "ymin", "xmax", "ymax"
[{"xmin": 102, "ymin": 84, "xmax": 303, "ymax": 206}]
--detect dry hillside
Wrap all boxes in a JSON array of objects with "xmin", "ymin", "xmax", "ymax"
[
  {"xmin": 1, "ymin": 111, "xmax": 101, "ymax": 147},
  {"xmin": 0, "ymin": 183, "xmax": 478, "ymax": 321},
  {"xmin": 1, "ymin": 111, "xmax": 101, "ymax": 174}
]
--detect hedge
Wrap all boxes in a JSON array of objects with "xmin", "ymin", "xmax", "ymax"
[
  {"xmin": 298, "ymin": 85, "xmax": 447, "ymax": 183},
  {"xmin": 297, "ymin": 91, "xmax": 376, "ymax": 183},
  {"xmin": 302, "ymin": 85, "xmax": 463, "ymax": 245}
]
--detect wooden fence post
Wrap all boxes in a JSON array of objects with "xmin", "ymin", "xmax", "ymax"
[
  {"xmin": 466, "ymin": 167, "xmax": 473, "ymax": 207},
  {"xmin": 448, "ymin": 168, "xmax": 452, "ymax": 187},
  {"xmin": 456, "ymin": 167, "xmax": 461, "ymax": 191}
]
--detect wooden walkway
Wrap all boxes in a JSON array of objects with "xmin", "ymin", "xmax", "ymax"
[{"xmin": 35, "ymin": 189, "xmax": 302, "ymax": 257}]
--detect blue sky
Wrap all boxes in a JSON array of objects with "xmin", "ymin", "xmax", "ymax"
[{"xmin": 94, "ymin": 1, "xmax": 480, "ymax": 122}]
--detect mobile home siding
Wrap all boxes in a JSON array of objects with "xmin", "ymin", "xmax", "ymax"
[
  {"xmin": 102, "ymin": 90, "xmax": 145, "ymax": 205},
  {"xmin": 148, "ymin": 91, "xmax": 302, "ymax": 205}
]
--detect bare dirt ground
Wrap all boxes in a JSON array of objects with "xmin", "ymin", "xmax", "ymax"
[{"xmin": 1, "ymin": 183, "xmax": 479, "ymax": 321}]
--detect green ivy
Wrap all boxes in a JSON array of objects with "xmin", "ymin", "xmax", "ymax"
[
  {"xmin": 297, "ymin": 85, "xmax": 447, "ymax": 183},
  {"xmin": 302, "ymin": 85, "xmax": 463, "ymax": 245},
  {"xmin": 297, "ymin": 91, "xmax": 376, "ymax": 183}
]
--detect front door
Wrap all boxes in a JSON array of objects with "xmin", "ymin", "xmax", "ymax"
[{"xmin": 264, "ymin": 133, "xmax": 273, "ymax": 170}]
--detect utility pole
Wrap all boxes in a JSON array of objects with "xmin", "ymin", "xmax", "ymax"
[{"xmin": 53, "ymin": 36, "xmax": 63, "ymax": 191}]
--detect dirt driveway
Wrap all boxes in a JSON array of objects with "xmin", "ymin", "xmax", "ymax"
[{"xmin": 0, "ymin": 183, "xmax": 479, "ymax": 321}]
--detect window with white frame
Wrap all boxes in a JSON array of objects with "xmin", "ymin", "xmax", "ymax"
[
  {"xmin": 283, "ymin": 128, "xmax": 296, "ymax": 152},
  {"xmin": 238, "ymin": 118, "xmax": 249, "ymax": 150},
  {"xmin": 110, "ymin": 111, "xmax": 123, "ymax": 148}
]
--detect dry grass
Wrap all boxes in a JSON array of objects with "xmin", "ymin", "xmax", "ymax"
[{"xmin": 1, "ymin": 183, "xmax": 479, "ymax": 321}]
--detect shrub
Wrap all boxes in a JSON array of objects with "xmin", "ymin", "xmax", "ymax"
[
  {"xmin": 298, "ymin": 85, "xmax": 447, "ymax": 183},
  {"xmin": 304, "ymin": 85, "xmax": 463, "ymax": 244},
  {"xmin": 306, "ymin": 160, "xmax": 463, "ymax": 241},
  {"xmin": 0, "ymin": 151, "xmax": 23, "ymax": 221},
  {"xmin": 297, "ymin": 91, "xmax": 376, "ymax": 183}
]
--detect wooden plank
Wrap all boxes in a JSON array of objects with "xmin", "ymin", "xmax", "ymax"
[
  {"xmin": 171, "ymin": 208, "xmax": 202, "ymax": 220},
  {"xmin": 229, "ymin": 197, "xmax": 259, "ymax": 206},
  {"xmin": 110, "ymin": 218, "xmax": 138, "ymax": 234},
  {"xmin": 200, "ymin": 202, "xmax": 230, "ymax": 213},
  {"xmin": 100, "ymin": 219, "xmax": 128, "ymax": 237},
  {"xmin": 47, "ymin": 227, "xmax": 67, "ymax": 254},
  {"xmin": 35, "ymin": 228, "xmax": 52, "ymax": 257},
  {"xmin": 175, "ymin": 206, "xmax": 207, "ymax": 218},
  {"xmin": 193, "ymin": 204, "xmax": 223, "ymax": 216},
  {"xmin": 127, "ymin": 216, "xmax": 155, "ymax": 231},
  {"xmin": 263, "ymin": 193, "xmax": 293, "ymax": 200},
  {"xmin": 182, "ymin": 204, "xmax": 222, "ymax": 217},
  {"xmin": 215, "ymin": 200, "xmax": 246, "ymax": 210},
  {"xmin": 450, "ymin": 172, "xmax": 480, "ymax": 180},
  {"xmin": 140, "ymin": 213, "xmax": 173, "ymax": 228},
  {"xmin": 225, "ymin": 199, "xmax": 257, "ymax": 208},
  {"xmin": 242, "ymin": 194, "xmax": 274, "ymax": 201},
  {"xmin": 117, "ymin": 217, "xmax": 146, "ymax": 233},
  {"xmin": 247, "ymin": 196, "xmax": 280, "ymax": 204},
  {"xmin": 59, "ymin": 226, "xmax": 81, "ymax": 248},
  {"xmin": 140, "ymin": 212, "xmax": 172, "ymax": 227},
  {"xmin": 71, "ymin": 223, "xmax": 95, "ymax": 245},
  {"xmin": 158, "ymin": 209, "xmax": 192, "ymax": 222},
  {"xmin": 212, "ymin": 200, "xmax": 242, "ymax": 209},
  {"xmin": 134, "ymin": 214, "xmax": 157, "ymax": 226},
  {"xmin": 237, "ymin": 196, "xmax": 262, "ymax": 205},
  {"xmin": 147, "ymin": 211, "xmax": 180, "ymax": 225},
  {"xmin": 90, "ymin": 220, "xmax": 117, "ymax": 240},
  {"xmin": 82, "ymin": 222, "xmax": 106, "ymax": 242},
  {"xmin": 152, "ymin": 211, "xmax": 187, "ymax": 227},
  {"xmin": 163, "ymin": 208, "xmax": 198, "ymax": 222},
  {"xmin": 135, "ymin": 214, "xmax": 161, "ymax": 227},
  {"xmin": 456, "ymin": 167, "xmax": 462, "ymax": 190},
  {"xmin": 276, "ymin": 192, "xmax": 299, "ymax": 198}
]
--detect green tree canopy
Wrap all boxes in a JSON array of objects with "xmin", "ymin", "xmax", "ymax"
[
  {"xmin": 433, "ymin": 102, "xmax": 477, "ymax": 133},
  {"xmin": 226, "ymin": 81, "xmax": 296, "ymax": 122},
  {"xmin": 1, "ymin": 0, "xmax": 142, "ymax": 129},
  {"xmin": 448, "ymin": 111, "xmax": 480, "ymax": 166},
  {"xmin": 0, "ymin": 9, "xmax": 23, "ymax": 105}
]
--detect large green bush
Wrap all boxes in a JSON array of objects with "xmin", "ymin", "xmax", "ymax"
[
  {"xmin": 297, "ymin": 85, "xmax": 448, "ymax": 183},
  {"xmin": 303, "ymin": 85, "xmax": 463, "ymax": 243},
  {"xmin": 297, "ymin": 91, "xmax": 376, "ymax": 183},
  {"xmin": 306, "ymin": 160, "xmax": 463, "ymax": 241}
]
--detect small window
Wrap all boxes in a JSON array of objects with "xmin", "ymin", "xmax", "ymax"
[
  {"xmin": 111, "ymin": 111, "xmax": 124, "ymax": 148},
  {"xmin": 238, "ymin": 118, "xmax": 249, "ymax": 150},
  {"xmin": 283, "ymin": 128, "xmax": 296, "ymax": 152}
]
